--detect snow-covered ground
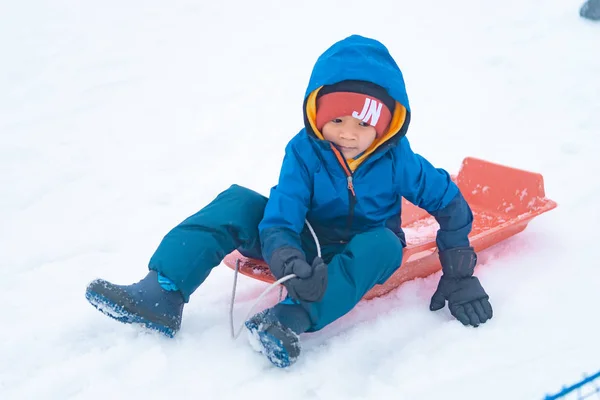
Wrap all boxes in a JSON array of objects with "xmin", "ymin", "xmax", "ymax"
[{"xmin": 1, "ymin": 1, "xmax": 599, "ymax": 399}]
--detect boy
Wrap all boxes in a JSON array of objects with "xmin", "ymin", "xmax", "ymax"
[{"xmin": 85, "ymin": 35, "xmax": 493, "ymax": 368}]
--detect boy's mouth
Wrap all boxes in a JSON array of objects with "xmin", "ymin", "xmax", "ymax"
[{"xmin": 338, "ymin": 145, "xmax": 356, "ymax": 152}]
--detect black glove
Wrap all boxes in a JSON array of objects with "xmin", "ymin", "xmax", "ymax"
[
  {"xmin": 429, "ymin": 246, "xmax": 493, "ymax": 327},
  {"xmin": 269, "ymin": 247, "xmax": 328, "ymax": 303}
]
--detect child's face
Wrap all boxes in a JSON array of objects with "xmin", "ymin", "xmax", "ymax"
[{"xmin": 321, "ymin": 116, "xmax": 377, "ymax": 159}]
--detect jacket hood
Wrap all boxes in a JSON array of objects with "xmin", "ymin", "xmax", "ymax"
[{"xmin": 305, "ymin": 35, "xmax": 410, "ymax": 112}]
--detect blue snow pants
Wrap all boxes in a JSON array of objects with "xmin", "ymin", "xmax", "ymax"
[{"xmin": 149, "ymin": 184, "xmax": 404, "ymax": 331}]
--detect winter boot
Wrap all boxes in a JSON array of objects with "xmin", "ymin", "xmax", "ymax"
[
  {"xmin": 85, "ymin": 270, "xmax": 184, "ymax": 337},
  {"xmin": 581, "ymin": 0, "xmax": 600, "ymax": 20},
  {"xmin": 245, "ymin": 309, "xmax": 302, "ymax": 368}
]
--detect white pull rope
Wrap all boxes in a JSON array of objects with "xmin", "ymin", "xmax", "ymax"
[
  {"xmin": 306, "ymin": 219, "xmax": 321, "ymax": 259},
  {"xmin": 229, "ymin": 219, "xmax": 321, "ymax": 339}
]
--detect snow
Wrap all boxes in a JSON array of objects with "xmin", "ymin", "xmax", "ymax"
[{"xmin": 1, "ymin": 0, "xmax": 599, "ymax": 399}]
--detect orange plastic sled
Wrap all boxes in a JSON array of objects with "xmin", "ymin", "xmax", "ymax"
[{"xmin": 223, "ymin": 157, "xmax": 557, "ymax": 300}]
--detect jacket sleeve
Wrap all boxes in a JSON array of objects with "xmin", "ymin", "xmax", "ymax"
[
  {"xmin": 259, "ymin": 141, "xmax": 312, "ymax": 264},
  {"xmin": 396, "ymin": 138, "xmax": 473, "ymax": 251}
]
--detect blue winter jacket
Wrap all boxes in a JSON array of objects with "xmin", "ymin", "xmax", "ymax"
[{"xmin": 259, "ymin": 35, "xmax": 473, "ymax": 264}]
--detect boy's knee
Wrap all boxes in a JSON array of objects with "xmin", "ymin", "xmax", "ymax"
[
  {"xmin": 224, "ymin": 184, "xmax": 268, "ymax": 206},
  {"xmin": 350, "ymin": 227, "xmax": 404, "ymax": 264},
  {"xmin": 214, "ymin": 184, "xmax": 268, "ymax": 215},
  {"xmin": 178, "ymin": 184, "xmax": 267, "ymax": 231},
  {"xmin": 208, "ymin": 184, "xmax": 268, "ymax": 225},
  {"xmin": 356, "ymin": 227, "xmax": 402, "ymax": 248}
]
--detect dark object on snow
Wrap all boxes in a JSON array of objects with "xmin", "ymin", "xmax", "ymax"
[
  {"xmin": 580, "ymin": 0, "xmax": 600, "ymax": 20},
  {"xmin": 429, "ymin": 247, "xmax": 493, "ymax": 327}
]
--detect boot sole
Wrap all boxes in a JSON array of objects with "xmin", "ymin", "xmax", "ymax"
[
  {"xmin": 244, "ymin": 319, "xmax": 297, "ymax": 368},
  {"xmin": 85, "ymin": 290, "xmax": 177, "ymax": 338}
]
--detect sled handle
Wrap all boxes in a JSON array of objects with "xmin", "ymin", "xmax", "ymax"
[{"xmin": 403, "ymin": 241, "xmax": 438, "ymax": 260}]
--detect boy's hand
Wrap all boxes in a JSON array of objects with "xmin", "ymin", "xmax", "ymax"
[
  {"xmin": 269, "ymin": 247, "xmax": 328, "ymax": 303},
  {"xmin": 430, "ymin": 276, "xmax": 492, "ymax": 327},
  {"xmin": 429, "ymin": 247, "xmax": 493, "ymax": 327}
]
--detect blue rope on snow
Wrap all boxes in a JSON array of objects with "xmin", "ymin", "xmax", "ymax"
[{"xmin": 544, "ymin": 370, "xmax": 600, "ymax": 400}]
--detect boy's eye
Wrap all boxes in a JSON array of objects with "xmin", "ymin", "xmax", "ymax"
[
  {"xmin": 332, "ymin": 118, "xmax": 342, "ymax": 123},
  {"xmin": 359, "ymin": 121, "xmax": 370, "ymax": 127}
]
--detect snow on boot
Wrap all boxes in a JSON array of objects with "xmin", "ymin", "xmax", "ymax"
[
  {"xmin": 245, "ymin": 309, "xmax": 301, "ymax": 368},
  {"xmin": 581, "ymin": 0, "xmax": 600, "ymax": 20},
  {"xmin": 85, "ymin": 270, "xmax": 184, "ymax": 337}
]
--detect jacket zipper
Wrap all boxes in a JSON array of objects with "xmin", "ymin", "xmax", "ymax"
[
  {"xmin": 329, "ymin": 143, "xmax": 357, "ymax": 234},
  {"xmin": 346, "ymin": 176, "xmax": 356, "ymax": 231}
]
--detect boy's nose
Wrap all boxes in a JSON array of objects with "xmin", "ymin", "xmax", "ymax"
[{"xmin": 340, "ymin": 130, "xmax": 356, "ymax": 140}]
